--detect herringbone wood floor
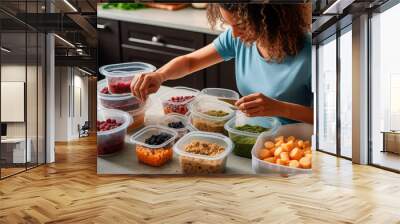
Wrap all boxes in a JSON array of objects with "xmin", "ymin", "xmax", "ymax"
[{"xmin": 1, "ymin": 136, "xmax": 399, "ymax": 224}]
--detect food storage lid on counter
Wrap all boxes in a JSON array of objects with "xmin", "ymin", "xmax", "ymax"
[
  {"xmin": 130, "ymin": 125, "xmax": 178, "ymax": 149},
  {"xmin": 160, "ymin": 86, "xmax": 200, "ymax": 104},
  {"xmin": 200, "ymin": 88, "xmax": 240, "ymax": 105},
  {"xmin": 159, "ymin": 113, "xmax": 189, "ymax": 131},
  {"xmin": 173, "ymin": 131, "xmax": 233, "ymax": 160},
  {"xmin": 224, "ymin": 111, "xmax": 281, "ymax": 138},
  {"xmin": 99, "ymin": 62, "xmax": 156, "ymax": 78},
  {"xmin": 97, "ymin": 108, "xmax": 132, "ymax": 136},
  {"xmin": 188, "ymin": 98, "xmax": 235, "ymax": 121}
]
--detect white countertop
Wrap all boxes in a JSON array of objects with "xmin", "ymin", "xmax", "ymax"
[
  {"xmin": 97, "ymin": 86, "xmax": 254, "ymax": 175},
  {"xmin": 97, "ymin": 7, "xmax": 226, "ymax": 35}
]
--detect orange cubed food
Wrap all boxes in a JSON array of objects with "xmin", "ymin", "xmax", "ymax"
[
  {"xmin": 264, "ymin": 141, "xmax": 275, "ymax": 149},
  {"xmin": 286, "ymin": 136, "xmax": 296, "ymax": 142},
  {"xmin": 276, "ymin": 158, "xmax": 287, "ymax": 166},
  {"xmin": 274, "ymin": 136, "xmax": 284, "ymax": 143},
  {"xmin": 299, "ymin": 156, "xmax": 312, "ymax": 169},
  {"xmin": 280, "ymin": 152, "xmax": 290, "ymax": 164},
  {"xmin": 263, "ymin": 157, "xmax": 276, "ymax": 164},
  {"xmin": 259, "ymin": 149, "xmax": 272, "ymax": 160},
  {"xmin": 280, "ymin": 144, "xmax": 289, "ymax": 152},
  {"xmin": 304, "ymin": 140, "xmax": 311, "ymax": 147},
  {"xmin": 289, "ymin": 147, "xmax": 304, "ymax": 160},
  {"xmin": 274, "ymin": 146, "xmax": 283, "ymax": 157},
  {"xmin": 288, "ymin": 160, "xmax": 300, "ymax": 168},
  {"xmin": 136, "ymin": 146, "xmax": 173, "ymax": 167},
  {"xmin": 275, "ymin": 140, "xmax": 284, "ymax": 147},
  {"xmin": 286, "ymin": 141, "xmax": 295, "ymax": 151},
  {"xmin": 297, "ymin": 140, "xmax": 304, "ymax": 148}
]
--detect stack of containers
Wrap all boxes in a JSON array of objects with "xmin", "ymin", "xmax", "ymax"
[{"xmin": 98, "ymin": 62, "xmax": 156, "ymax": 132}]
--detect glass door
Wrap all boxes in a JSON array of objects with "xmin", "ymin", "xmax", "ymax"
[
  {"xmin": 339, "ymin": 27, "xmax": 352, "ymax": 159},
  {"xmin": 317, "ymin": 35, "xmax": 337, "ymax": 155},
  {"xmin": 370, "ymin": 2, "xmax": 400, "ymax": 171}
]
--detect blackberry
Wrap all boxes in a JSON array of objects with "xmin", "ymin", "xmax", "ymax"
[{"xmin": 168, "ymin": 121, "xmax": 184, "ymax": 129}]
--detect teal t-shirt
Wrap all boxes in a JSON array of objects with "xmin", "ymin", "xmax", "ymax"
[{"xmin": 213, "ymin": 28, "xmax": 312, "ymax": 125}]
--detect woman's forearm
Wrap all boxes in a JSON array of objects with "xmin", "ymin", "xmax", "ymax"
[
  {"xmin": 155, "ymin": 44, "xmax": 224, "ymax": 82},
  {"xmin": 279, "ymin": 101, "xmax": 314, "ymax": 124},
  {"xmin": 156, "ymin": 55, "xmax": 195, "ymax": 82}
]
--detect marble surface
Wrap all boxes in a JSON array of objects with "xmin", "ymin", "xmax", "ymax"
[
  {"xmin": 97, "ymin": 7, "xmax": 226, "ymax": 35},
  {"xmin": 97, "ymin": 86, "xmax": 255, "ymax": 175}
]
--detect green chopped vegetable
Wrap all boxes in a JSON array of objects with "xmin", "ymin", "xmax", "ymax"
[
  {"xmin": 235, "ymin": 124, "xmax": 270, "ymax": 133},
  {"xmin": 230, "ymin": 125, "xmax": 269, "ymax": 158},
  {"xmin": 101, "ymin": 3, "xmax": 146, "ymax": 10},
  {"xmin": 203, "ymin": 110, "xmax": 229, "ymax": 117}
]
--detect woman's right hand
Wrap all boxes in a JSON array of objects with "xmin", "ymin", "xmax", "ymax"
[{"xmin": 131, "ymin": 72, "xmax": 164, "ymax": 101}]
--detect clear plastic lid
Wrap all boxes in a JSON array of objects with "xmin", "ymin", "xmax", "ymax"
[
  {"xmin": 97, "ymin": 108, "xmax": 132, "ymax": 136},
  {"xmin": 129, "ymin": 125, "xmax": 178, "ymax": 149},
  {"xmin": 173, "ymin": 131, "xmax": 233, "ymax": 160},
  {"xmin": 99, "ymin": 62, "xmax": 156, "ymax": 77},
  {"xmin": 160, "ymin": 86, "xmax": 200, "ymax": 105},
  {"xmin": 224, "ymin": 111, "xmax": 281, "ymax": 138},
  {"xmin": 201, "ymin": 88, "xmax": 239, "ymax": 101},
  {"xmin": 188, "ymin": 98, "xmax": 235, "ymax": 121},
  {"xmin": 159, "ymin": 113, "xmax": 188, "ymax": 132}
]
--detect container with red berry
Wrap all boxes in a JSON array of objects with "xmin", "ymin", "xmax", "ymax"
[
  {"xmin": 99, "ymin": 62, "xmax": 156, "ymax": 94},
  {"xmin": 97, "ymin": 79, "xmax": 144, "ymax": 111},
  {"xmin": 160, "ymin": 86, "xmax": 199, "ymax": 115},
  {"xmin": 97, "ymin": 108, "xmax": 132, "ymax": 156}
]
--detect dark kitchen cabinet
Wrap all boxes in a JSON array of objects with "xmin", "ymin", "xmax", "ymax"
[
  {"xmin": 97, "ymin": 18, "xmax": 121, "ymax": 70},
  {"xmin": 97, "ymin": 19, "xmax": 237, "ymax": 92},
  {"xmin": 120, "ymin": 22, "xmax": 205, "ymax": 90}
]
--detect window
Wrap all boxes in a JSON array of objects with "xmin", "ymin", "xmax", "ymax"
[
  {"xmin": 339, "ymin": 28, "xmax": 352, "ymax": 158},
  {"xmin": 370, "ymin": 2, "xmax": 400, "ymax": 171},
  {"xmin": 317, "ymin": 36, "xmax": 337, "ymax": 154}
]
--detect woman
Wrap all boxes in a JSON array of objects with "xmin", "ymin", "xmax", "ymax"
[{"xmin": 131, "ymin": 3, "xmax": 313, "ymax": 125}]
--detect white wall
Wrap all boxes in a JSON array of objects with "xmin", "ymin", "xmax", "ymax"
[{"xmin": 54, "ymin": 66, "xmax": 89, "ymax": 141}]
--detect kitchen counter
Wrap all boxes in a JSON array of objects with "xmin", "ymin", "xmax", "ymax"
[
  {"xmin": 97, "ymin": 86, "xmax": 254, "ymax": 175},
  {"xmin": 97, "ymin": 6, "xmax": 225, "ymax": 35}
]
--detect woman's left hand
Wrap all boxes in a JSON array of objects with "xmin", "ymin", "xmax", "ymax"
[{"xmin": 235, "ymin": 93, "xmax": 283, "ymax": 117}]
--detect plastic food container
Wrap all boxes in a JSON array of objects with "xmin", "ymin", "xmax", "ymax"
[
  {"xmin": 158, "ymin": 113, "xmax": 191, "ymax": 139},
  {"xmin": 99, "ymin": 62, "xmax": 156, "ymax": 94},
  {"xmin": 188, "ymin": 98, "xmax": 234, "ymax": 134},
  {"xmin": 200, "ymin": 88, "xmax": 240, "ymax": 105},
  {"xmin": 225, "ymin": 112, "xmax": 281, "ymax": 158},
  {"xmin": 173, "ymin": 131, "xmax": 233, "ymax": 175},
  {"xmin": 97, "ymin": 79, "xmax": 144, "ymax": 111},
  {"xmin": 160, "ymin": 86, "xmax": 199, "ymax": 115},
  {"xmin": 251, "ymin": 123, "xmax": 313, "ymax": 175},
  {"xmin": 127, "ymin": 106, "xmax": 147, "ymax": 132},
  {"xmin": 97, "ymin": 108, "xmax": 132, "ymax": 156},
  {"xmin": 130, "ymin": 125, "xmax": 178, "ymax": 167}
]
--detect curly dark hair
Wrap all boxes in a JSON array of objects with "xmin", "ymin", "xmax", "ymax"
[{"xmin": 207, "ymin": 3, "xmax": 311, "ymax": 62}]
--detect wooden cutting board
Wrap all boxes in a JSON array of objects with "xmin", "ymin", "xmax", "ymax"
[{"xmin": 145, "ymin": 3, "xmax": 189, "ymax": 11}]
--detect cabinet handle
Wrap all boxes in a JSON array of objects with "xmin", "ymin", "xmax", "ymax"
[
  {"xmin": 97, "ymin": 24, "xmax": 107, "ymax": 30},
  {"xmin": 128, "ymin": 37, "xmax": 195, "ymax": 52}
]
